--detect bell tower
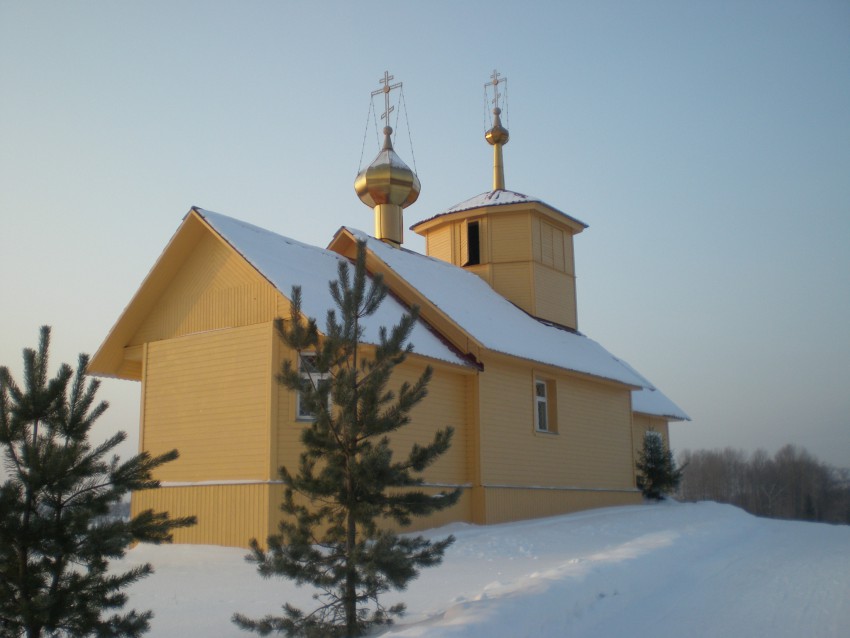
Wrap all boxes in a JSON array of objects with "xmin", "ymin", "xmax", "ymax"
[{"xmin": 411, "ymin": 71, "xmax": 587, "ymax": 330}]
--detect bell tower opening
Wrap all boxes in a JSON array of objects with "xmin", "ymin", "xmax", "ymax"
[{"xmin": 465, "ymin": 221, "xmax": 480, "ymax": 266}]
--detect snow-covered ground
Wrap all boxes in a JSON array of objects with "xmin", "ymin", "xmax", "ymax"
[{"xmin": 120, "ymin": 502, "xmax": 850, "ymax": 637}]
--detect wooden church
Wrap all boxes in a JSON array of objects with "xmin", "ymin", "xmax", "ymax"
[{"xmin": 89, "ymin": 73, "xmax": 688, "ymax": 548}]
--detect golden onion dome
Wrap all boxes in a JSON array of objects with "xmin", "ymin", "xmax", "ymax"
[
  {"xmin": 485, "ymin": 106, "xmax": 509, "ymax": 146},
  {"xmin": 354, "ymin": 126, "xmax": 421, "ymax": 209}
]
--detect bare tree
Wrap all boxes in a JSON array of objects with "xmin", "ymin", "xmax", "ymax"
[{"xmin": 678, "ymin": 445, "xmax": 849, "ymax": 525}]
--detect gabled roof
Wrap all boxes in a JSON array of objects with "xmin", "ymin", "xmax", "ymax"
[
  {"xmin": 410, "ymin": 189, "xmax": 588, "ymax": 233},
  {"xmin": 190, "ymin": 210, "xmax": 470, "ymax": 368},
  {"xmin": 632, "ymin": 387, "xmax": 691, "ymax": 422},
  {"xmin": 612, "ymin": 358, "xmax": 689, "ymax": 421},
  {"xmin": 337, "ymin": 227, "xmax": 651, "ymax": 389},
  {"xmin": 89, "ymin": 208, "xmax": 472, "ymax": 378}
]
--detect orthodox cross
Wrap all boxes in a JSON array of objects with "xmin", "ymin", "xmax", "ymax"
[
  {"xmin": 372, "ymin": 70, "xmax": 402, "ymax": 125},
  {"xmin": 487, "ymin": 69, "xmax": 506, "ymax": 109}
]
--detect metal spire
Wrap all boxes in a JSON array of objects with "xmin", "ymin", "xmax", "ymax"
[{"xmin": 485, "ymin": 70, "xmax": 509, "ymax": 191}]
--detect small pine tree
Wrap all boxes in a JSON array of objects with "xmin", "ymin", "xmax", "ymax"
[
  {"xmin": 0, "ymin": 327, "xmax": 196, "ymax": 638},
  {"xmin": 636, "ymin": 430, "xmax": 683, "ymax": 501},
  {"xmin": 233, "ymin": 241, "xmax": 460, "ymax": 638}
]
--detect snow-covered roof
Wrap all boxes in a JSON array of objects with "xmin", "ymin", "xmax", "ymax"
[
  {"xmin": 444, "ymin": 189, "xmax": 540, "ymax": 213},
  {"xmin": 631, "ymin": 387, "xmax": 691, "ymax": 421},
  {"xmin": 613, "ymin": 357, "xmax": 689, "ymax": 420},
  {"xmin": 411, "ymin": 189, "xmax": 587, "ymax": 230},
  {"xmin": 343, "ymin": 227, "xmax": 651, "ymax": 388},
  {"xmin": 195, "ymin": 209, "xmax": 470, "ymax": 368},
  {"xmin": 195, "ymin": 209, "xmax": 681, "ymax": 394}
]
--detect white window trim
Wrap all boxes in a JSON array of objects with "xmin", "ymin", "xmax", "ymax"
[
  {"xmin": 534, "ymin": 378, "xmax": 549, "ymax": 432},
  {"xmin": 296, "ymin": 353, "xmax": 330, "ymax": 421}
]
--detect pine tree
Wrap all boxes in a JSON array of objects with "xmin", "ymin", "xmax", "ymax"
[
  {"xmin": 636, "ymin": 431, "xmax": 683, "ymax": 501},
  {"xmin": 0, "ymin": 327, "xmax": 196, "ymax": 638},
  {"xmin": 233, "ymin": 241, "xmax": 460, "ymax": 638}
]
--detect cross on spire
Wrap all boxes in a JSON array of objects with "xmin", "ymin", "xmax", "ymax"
[
  {"xmin": 487, "ymin": 69, "xmax": 506, "ymax": 109},
  {"xmin": 372, "ymin": 70, "xmax": 402, "ymax": 125}
]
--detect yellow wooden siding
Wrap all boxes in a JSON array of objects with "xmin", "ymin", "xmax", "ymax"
[
  {"xmin": 273, "ymin": 345, "xmax": 298, "ymax": 477},
  {"xmin": 477, "ymin": 357, "xmax": 635, "ymax": 490},
  {"xmin": 130, "ymin": 232, "xmax": 279, "ymax": 346},
  {"xmin": 484, "ymin": 487, "xmax": 640, "ymax": 525},
  {"xmin": 532, "ymin": 264, "xmax": 577, "ymax": 328},
  {"xmin": 143, "ymin": 323, "xmax": 272, "ymax": 482},
  {"xmin": 490, "ymin": 262, "xmax": 534, "ymax": 313},
  {"xmin": 563, "ymin": 231, "xmax": 575, "ymax": 276},
  {"xmin": 454, "ymin": 222, "xmax": 466, "ymax": 266},
  {"xmin": 272, "ymin": 351, "xmax": 470, "ymax": 486},
  {"xmin": 477, "ymin": 359, "xmax": 535, "ymax": 485},
  {"xmin": 532, "ymin": 217, "xmax": 567, "ymax": 273},
  {"xmin": 558, "ymin": 377, "xmax": 635, "ymax": 488},
  {"xmin": 553, "ymin": 228, "xmax": 566, "ymax": 273},
  {"xmin": 385, "ymin": 358, "xmax": 470, "ymax": 485},
  {"xmin": 131, "ymin": 483, "xmax": 271, "ymax": 548},
  {"xmin": 116, "ymin": 360, "xmax": 142, "ymax": 380},
  {"xmin": 489, "ymin": 213, "xmax": 531, "ymax": 262},
  {"xmin": 426, "ymin": 225, "xmax": 452, "ymax": 264}
]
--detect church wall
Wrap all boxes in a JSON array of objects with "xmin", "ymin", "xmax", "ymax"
[
  {"xmin": 531, "ymin": 264, "xmax": 577, "ymax": 328},
  {"xmin": 385, "ymin": 357, "xmax": 472, "ymax": 486},
  {"xmin": 530, "ymin": 215, "xmax": 576, "ymax": 274},
  {"xmin": 141, "ymin": 323, "xmax": 274, "ymax": 482},
  {"xmin": 489, "ymin": 212, "xmax": 532, "ymax": 263},
  {"xmin": 529, "ymin": 215, "xmax": 578, "ymax": 328},
  {"xmin": 476, "ymin": 354, "xmax": 639, "ymax": 521},
  {"xmin": 426, "ymin": 224, "xmax": 452, "ymax": 263},
  {"xmin": 553, "ymin": 374, "xmax": 636, "ymax": 488},
  {"xmin": 131, "ymin": 483, "xmax": 272, "ymax": 548},
  {"xmin": 483, "ymin": 488, "xmax": 640, "ymax": 525},
  {"xmin": 490, "ymin": 262, "xmax": 534, "ymax": 312}
]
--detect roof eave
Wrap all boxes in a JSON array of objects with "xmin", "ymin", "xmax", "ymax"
[{"xmin": 411, "ymin": 197, "xmax": 587, "ymax": 236}]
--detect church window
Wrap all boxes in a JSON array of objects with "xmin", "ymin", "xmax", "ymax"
[
  {"xmin": 296, "ymin": 353, "xmax": 330, "ymax": 420},
  {"xmin": 534, "ymin": 378, "xmax": 557, "ymax": 433}
]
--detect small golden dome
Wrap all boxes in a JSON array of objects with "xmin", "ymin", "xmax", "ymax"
[
  {"xmin": 485, "ymin": 107, "xmax": 509, "ymax": 146},
  {"xmin": 354, "ymin": 126, "xmax": 421, "ymax": 209}
]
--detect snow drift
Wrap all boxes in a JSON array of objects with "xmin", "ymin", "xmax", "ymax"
[{"xmin": 119, "ymin": 502, "xmax": 849, "ymax": 637}]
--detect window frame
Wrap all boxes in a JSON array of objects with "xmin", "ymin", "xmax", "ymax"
[
  {"xmin": 295, "ymin": 352, "xmax": 331, "ymax": 421},
  {"xmin": 533, "ymin": 376, "xmax": 557, "ymax": 434}
]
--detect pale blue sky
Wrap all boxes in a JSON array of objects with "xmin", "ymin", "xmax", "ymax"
[{"xmin": 1, "ymin": 1, "xmax": 848, "ymax": 467}]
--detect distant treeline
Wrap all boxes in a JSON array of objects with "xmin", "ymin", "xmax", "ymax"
[{"xmin": 677, "ymin": 445, "xmax": 850, "ymax": 525}]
